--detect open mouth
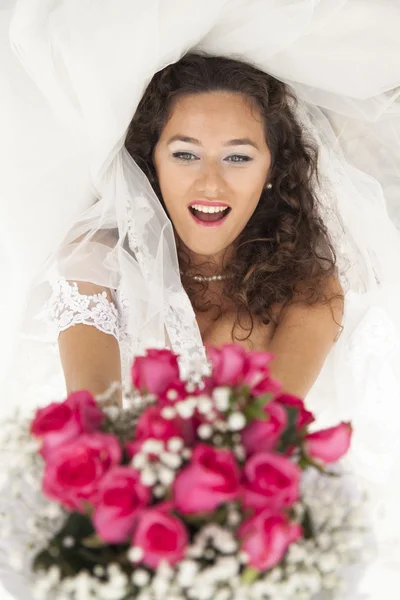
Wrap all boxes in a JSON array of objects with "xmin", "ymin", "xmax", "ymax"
[{"xmin": 188, "ymin": 205, "xmax": 231, "ymax": 224}]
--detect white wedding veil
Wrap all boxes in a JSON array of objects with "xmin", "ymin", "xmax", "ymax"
[{"xmin": 0, "ymin": 1, "xmax": 400, "ymax": 595}]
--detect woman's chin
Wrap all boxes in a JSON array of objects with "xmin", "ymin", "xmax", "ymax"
[{"xmin": 180, "ymin": 241, "xmax": 227, "ymax": 259}]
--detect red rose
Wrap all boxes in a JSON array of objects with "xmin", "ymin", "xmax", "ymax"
[
  {"xmin": 93, "ymin": 466, "xmax": 151, "ymax": 543},
  {"xmin": 172, "ymin": 444, "xmax": 241, "ymax": 514},
  {"xmin": 206, "ymin": 344, "xmax": 280, "ymax": 397},
  {"xmin": 30, "ymin": 390, "xmax": 104, "ymax": 459},
  {"xmin": 131, "ymin": 348, "xmax": 180, "ymax": 396},
  {"xmin": 304, "ymin": 422, "xmax": 352, "ymax": 464},
  {"xmin": 277, "ymin": 393, "xmax": 315, "ymax": 430},
  {"xmin": 241, "ymin": 452, "xmax": 300, "ymax": 512},
  {"xmin": 42, "ymin": 433, "xmax": 121, "ymax": 511},
  {"xmin": 131, "ymin": 503, "xmax": 188, "ymax": 569},
  {"xmin": 241, "ymin": 401, "xmax": 288, "ymax": 456},
  {"xmin": 239, "ymin": 509, "xmax": 302, "ymax": 570}
]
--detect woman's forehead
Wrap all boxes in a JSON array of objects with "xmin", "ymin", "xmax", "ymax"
[{"xmin": 162, "ymin": 91, "xmax": 265, "ymax": 143}]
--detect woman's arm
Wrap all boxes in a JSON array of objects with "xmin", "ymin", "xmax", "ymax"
[
  {"xmin": 56, "ymin": 281, "xmax": 123, "ymax": 406},
  {"xmin": 268, "ymin": 274, "xmax": 344, "ymax": 399}
]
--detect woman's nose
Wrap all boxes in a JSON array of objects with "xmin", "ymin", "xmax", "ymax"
[{"xmin": 195, "ymin": 162, "xmax": 225, "ymax": 197}]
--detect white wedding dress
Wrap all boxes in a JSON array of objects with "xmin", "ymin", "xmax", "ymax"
[{"xmin": 1, "ymin": 1, "xmax": 400, "ymax": 599}]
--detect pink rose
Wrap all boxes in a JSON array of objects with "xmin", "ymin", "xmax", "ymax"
[
  {"xmin": 241, "ymin": 452, "xmax": 300, "ymax": 512},
  {"xmin": 277, "ymin": 393, "xmax": 315, "ymax": 430},
  {"xmin": 93, "ymin": 467, "xmax": 151, "ymax": 543},
  {"xmin": 304, "ymin": 422, "xmax": 352, "ymax": 464},
  {"xmin": 42, "ymin": 433, "xmax": 121, "ymax": 511},
  {"xmin": 126, "ymin": 405, "xmax": 189, "ymax": 458},
  {"xmin": 239, "ymin": 509, "xmax": 302, "ymax": 571},
  {"xmin": 172, "ymin": 444, "xmax": 240, "ymax": 514},
  {"xmin": 131, "ymin": 348, "xmax": 180, "ymax": 396},
  {"xmin": 131, "ymin": 503, "xmax": 188, "ymax": 569},
  {"xmin": 206, "ymin": 344, "xmax": 246, "ymax": 387},
  {"xmin": 206, "ymin": 344, "xmax": 280, "ymax": 397},
  {"xmin": 31, "ymin": 391, "xmax": 104, "ymax": 459},
  {"xmin": 241, "ymin": 402, "xmax": 287, "ymax": 456}
]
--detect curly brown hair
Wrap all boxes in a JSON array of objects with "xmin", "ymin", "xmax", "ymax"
[{"xmin": 125, "ymin": 52, "xmax": 342, "ymax": 341}]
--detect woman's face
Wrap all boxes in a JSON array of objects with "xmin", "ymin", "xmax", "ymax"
[{"xmin": 153, "ymin": 91, "xmax": 271, "ymax": 265}]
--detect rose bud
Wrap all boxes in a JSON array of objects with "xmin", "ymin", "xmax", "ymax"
[
  {"xmin": 93, "ymin": 466, "xmax": 151, "ymax": 543},
  {"xmin": 304, "ymin": 422, "xmax": 352, "ymax": 464},
  {"xmin": 277, "ymin": 393, "xmax": 315, "ymax": 430},
  {"xmin": 30, "ymin": 390, "xmax": 104, "ymax": 459},
  {"xmin": 131, "ymin": 348, "xmax": 180, "ymax": 396},
  {"xmin": 241, "ymin": 401, "xmax": 287, "ymax": 456}
]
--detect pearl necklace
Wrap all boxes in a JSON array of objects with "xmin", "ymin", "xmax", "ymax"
[{"xmin": 179, "ymin": 271, "xmax": 232, "ymax": 282}]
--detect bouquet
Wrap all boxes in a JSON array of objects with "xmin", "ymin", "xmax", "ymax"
[{"xmin": 0, "ymin": 345, "xmax": 370, "ymax": 600}]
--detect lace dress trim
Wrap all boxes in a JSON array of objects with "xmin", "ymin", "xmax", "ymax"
[{"xmin": 45, "ymin": 279, "xmax": 120, "ymax": 339}]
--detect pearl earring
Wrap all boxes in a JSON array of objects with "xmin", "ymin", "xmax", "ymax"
[{"xmin": 266, "ymin": 183, "xmax": 272, "ymax": 189}]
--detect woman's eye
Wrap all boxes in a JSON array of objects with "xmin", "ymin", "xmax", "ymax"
[
  {"xmin": 172, "ymin": 152, "xmax": 198, "ymax": 161},
  {"xmin": 226, "ymin": 155, "xmax": 253, "ymax": 163}
]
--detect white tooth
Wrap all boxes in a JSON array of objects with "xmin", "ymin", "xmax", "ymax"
[{"xmin": 191, "ymin": 205, "xmax": 228, "ymax": 213}]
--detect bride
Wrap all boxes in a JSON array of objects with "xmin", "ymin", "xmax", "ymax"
[
  {"xmin": 53, "ymin": 52, "xmax": 344, "ymax": 405},
  {"xmin": 0, "ymin": 1, "xmax": 400, "ymax": 598}
]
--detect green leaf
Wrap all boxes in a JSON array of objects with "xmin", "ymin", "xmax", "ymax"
[
  {"xmin": 299, "ymin": 450, "xmax": 326, "ymax": 473},
  {"xmin": 243, "ymin": 396, "xmax": 271, "ymax": 421},
  {"xmin": 81, "ymin": 533, "xmax": 108, "ymax": 549},
  {"xmin": 241, "ymin": 566, "xmax": 260, "ymax": 585},
  {"xmin": 243, "ymin": 404, "xmax": 266, "ymax": 421},
  {"xmin": 62, "ymin": 511, "xmax": 95, "ymax": 540},
  {"xmin": 302, "ymin": 507, "xmax": 315, "ymax": 539},
  {"xmin": 278, "ymin": 406, "xmax": 300, "ymax": 451},
  {"xmin": 252, "ymin": 392, "xmax": 274, "ymax": 406}
]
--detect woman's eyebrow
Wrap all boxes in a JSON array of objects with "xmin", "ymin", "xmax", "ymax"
[{"xmin": 167, "ymin": 135, "xmax": 259, "ymax": 150}]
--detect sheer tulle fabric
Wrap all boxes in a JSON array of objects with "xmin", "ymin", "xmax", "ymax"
[{"xmin": 0, "ymin": 1, "xmax": 400, "ymax": 598}]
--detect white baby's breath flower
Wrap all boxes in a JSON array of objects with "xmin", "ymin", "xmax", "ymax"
[
  {"xmin": 166, "ymin": 388, "xmax": 179, "ymax": 401},
  {"xmin": 62, "ymin": 535, "xmax": 75, "ymax": 548},
  {"xmin": 127, "ymin": 545, "xmax": 144, "ymax": 563},
  {"xmin": 131, "ymin": 453, "xmax": 148, "ymax": 469},
  {"xmin": 153, "ymin": 484, "xmax": 166, "ymax": 498},
  {"xmin": 94, "ymin": 565, "xmax": 105, "ymax": 577},
  {"xmin": 227, "ymin": 412, "xmax": 246, "ymax": 431},
  {"xmin": 161, "ymin": 406, "xmax": 176, "ymax": 419},
  {"xmin": 212, "ymin": 387, "xmax": 230, "ymax": 411},
  {"xmin": 322, "ymin": 571, "xmax": 340, "ymax": 590},
  {"xmin": 227, "ymin": 510, "xmax": 241, "ymax": 527},
  {"xmin": 177, "ymin": 559, "xmax": 199, "ymax": 586},
  {"xmin": 233, "ymin": 444, "xmax": 246, "ymax": 461},
  {"xmin": 196, "ymin": 395, "xmax": 213, "ymax": 414},
  {"xmin": 131, "ymin": 568, "xmax": 150, "ymax": 587},
  {"xmin": 318, "ymin": 552, "xmax": 339, "ymax": 573},
  {"xmin": 160, "ymin": 451, "xmax": 182, "ymax": 469},
  {"xmin": 167, "ymin": 436, "xmax": 184, "ymax": 452},
  {"xmin": 140, "ymin": 467, "xmax": 158, "ymax": 486},
  {"xmin": 158, "ymin": 466, "xmax": 175, "ymax": 486},
  {"xmin": 198, "ymin": 423, "xmax": 213, "ymax": 439},
  {"xmin": 141, "ymin": 439, "xmax": 165, "ymax": 455},
  {"xmin": 213, "ymin": 588, "xmax": 232, "ymax": 600},
  {"xmin": 238, "ymin": 550, "xmax": 250, "ymax": 564},
  {"xmin": 175, "ymin": 399, "xmax": 196, "ymax": 419}
]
